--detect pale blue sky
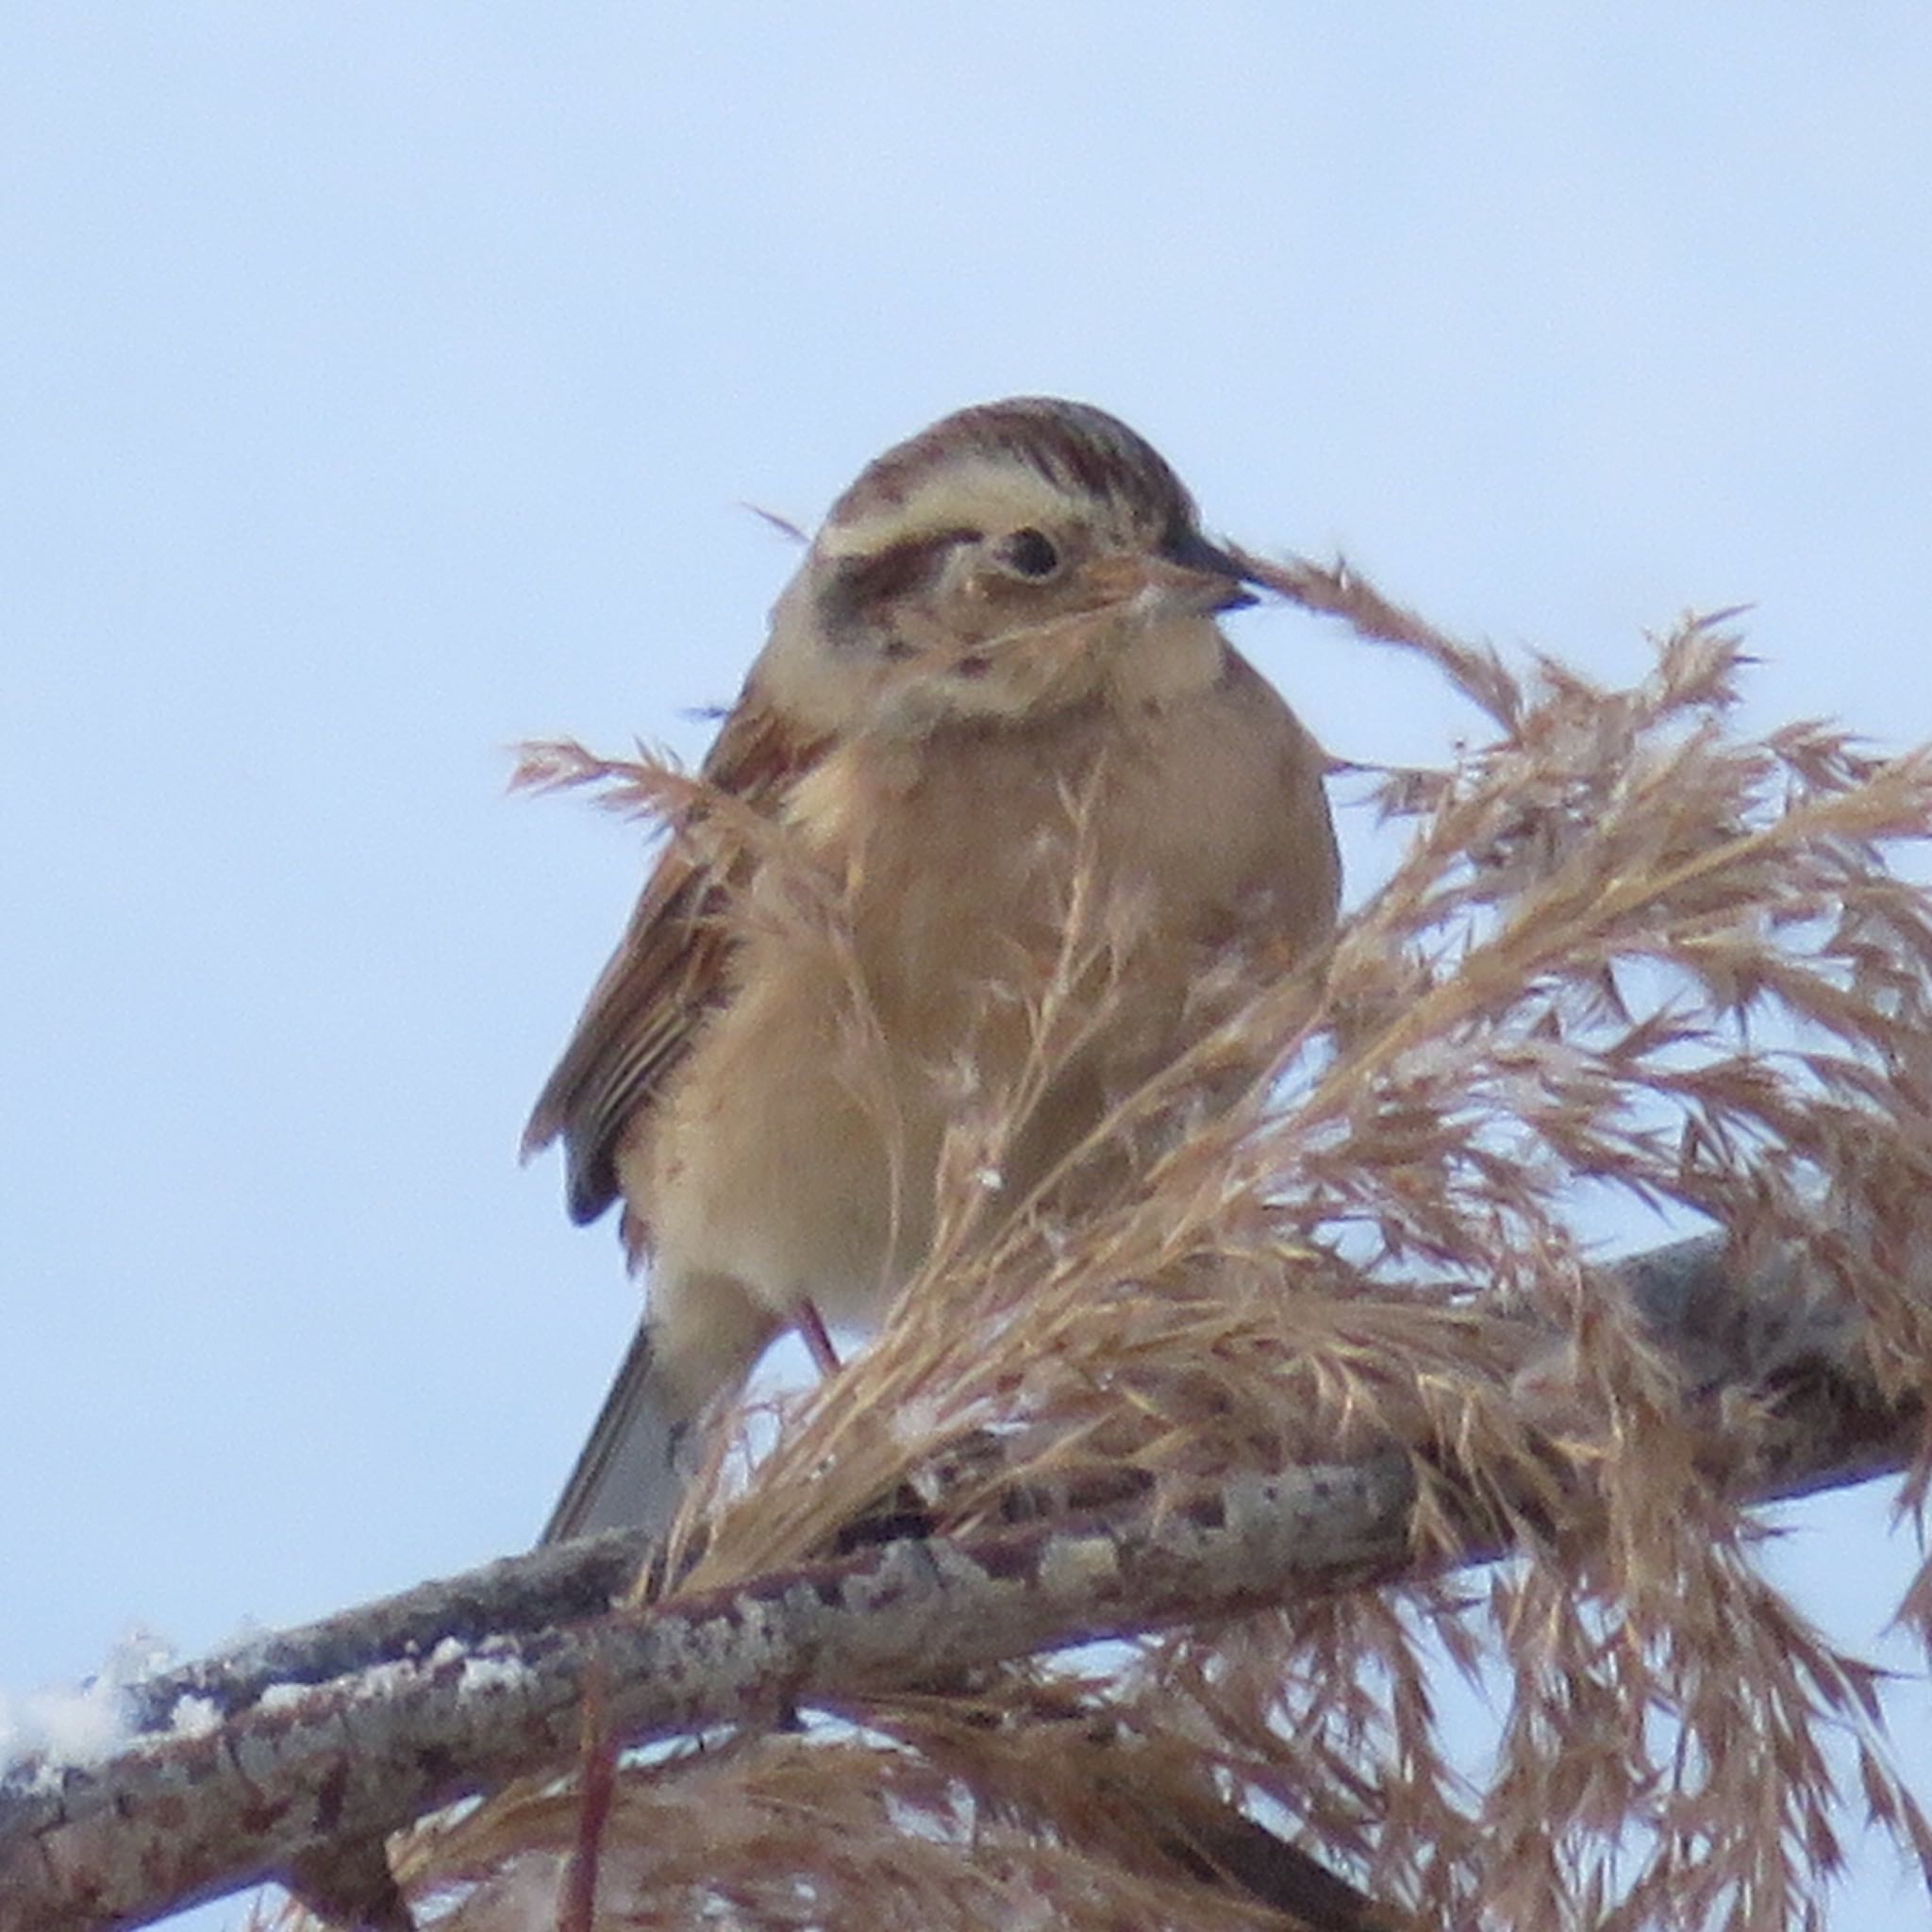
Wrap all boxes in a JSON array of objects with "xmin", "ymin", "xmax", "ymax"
[{"xmin": 6, "ymin": 8, "xmax": 1931, "ymax": 1924}]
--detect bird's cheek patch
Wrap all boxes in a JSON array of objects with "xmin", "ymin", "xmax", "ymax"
[{"xmin": 817, "ymin": 529, "xmax": 979, "ymax": 651}]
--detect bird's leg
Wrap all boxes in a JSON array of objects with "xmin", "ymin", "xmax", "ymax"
[{"xmin": 794, "ymin": 1298, "xmax": 841, "ymax": 1377}]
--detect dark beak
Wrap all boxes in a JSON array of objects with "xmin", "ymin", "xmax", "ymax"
[{"xmin": 1161, "ymin": 526, "xmax": 1258, "ymax": 612}]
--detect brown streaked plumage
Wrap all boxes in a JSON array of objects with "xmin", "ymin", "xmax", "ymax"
[{"xmin": 527, "ymin": 397, "xmax": 1341, "ymax": 1543}]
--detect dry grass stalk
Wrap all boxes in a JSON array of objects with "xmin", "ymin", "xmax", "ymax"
[{"xmin": 468, "ymin": 563, "xmax": 1932, "ymax": 1929}]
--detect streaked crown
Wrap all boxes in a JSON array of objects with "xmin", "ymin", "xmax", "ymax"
[{"xmin": 818, "ymin": 397, "xmax": 1207, "ymax": 562}]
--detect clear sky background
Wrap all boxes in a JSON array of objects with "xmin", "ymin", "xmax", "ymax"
[{"xmin": 6, "ymin": 8, "xmax": 1931, "ymax": 1926}]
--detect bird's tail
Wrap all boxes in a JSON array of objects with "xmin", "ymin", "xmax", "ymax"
[{"xmin": 540, "ymin": 1322, "xmax": 691, "ymax": 1544}]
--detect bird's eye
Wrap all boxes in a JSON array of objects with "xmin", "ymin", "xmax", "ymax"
[{"xmin": 994, "ymin": 527, "xmax": 1061, "ymax": 580}]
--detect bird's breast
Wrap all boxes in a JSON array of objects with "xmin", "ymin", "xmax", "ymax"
[{"xmin": 641, "ymin": 657, "xmax": 1336, "ymax": 1322}]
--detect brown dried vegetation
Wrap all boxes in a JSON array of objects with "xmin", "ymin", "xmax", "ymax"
[{"xmin": 458, "ymin": 562, "xmax": 1932, "ymax": 1929}]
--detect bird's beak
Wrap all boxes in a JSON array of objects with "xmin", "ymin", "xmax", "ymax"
[
  {"xmin": 1081, "ymin": 535, "xmax": 1256, "ymax": 622},
  {"xmin": 1139, "ymin": 529, "xmax": 1259, "ymax": 617}
]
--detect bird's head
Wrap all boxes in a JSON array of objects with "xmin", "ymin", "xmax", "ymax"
[{"xmin": 762, "ymin": 397, "xmax": 1257, "ymax": 734}]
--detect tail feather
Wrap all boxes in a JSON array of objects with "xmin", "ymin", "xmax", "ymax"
[{"xmin": 541, "ymin": 1322, "xmax": 689, "ymax": 1544}]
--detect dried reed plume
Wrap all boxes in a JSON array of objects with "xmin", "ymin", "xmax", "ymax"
[{"xmin": 445, "ymin": 562, "xmax": 1932, "ymax": 1930}]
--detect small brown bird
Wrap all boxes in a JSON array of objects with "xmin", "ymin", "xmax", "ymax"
[{"xmin": 527, "ymin": 397, "xmax": 1341, "ymax": 1542}]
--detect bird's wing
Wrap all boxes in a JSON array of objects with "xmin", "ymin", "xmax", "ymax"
[{"xmin": 523, "ymin": 689, "xmax": 827, "ymax": 1224}]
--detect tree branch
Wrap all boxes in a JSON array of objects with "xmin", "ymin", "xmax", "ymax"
[{"xmin": 2, "ymin": 1234, "xmax": 1921, "ymax": 1932}]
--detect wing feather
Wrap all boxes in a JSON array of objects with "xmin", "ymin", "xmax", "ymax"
[{"xmin": 523, "ymin": 691, "xmax": 826, "ymax": 1224}]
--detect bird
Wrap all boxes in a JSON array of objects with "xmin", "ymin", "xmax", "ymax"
[{"xmin": 525, "ymin": 396, "xmax": 1341, "ymax": 1544}]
